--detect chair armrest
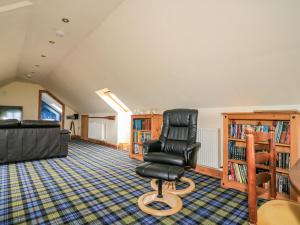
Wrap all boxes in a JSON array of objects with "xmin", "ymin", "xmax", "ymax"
[
  {"xmin": 187, "ymin": 142, "xmax": 201, "ymax": 152},
  {"xmin": 185, "ymin": 142, "xmax": 201, "ymax": 169},
  {"xmin": 143, "ymin": 140, "xmax": 162, "ymax": 154}
]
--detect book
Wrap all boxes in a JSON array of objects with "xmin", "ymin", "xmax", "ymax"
[
  {"xmin": 230, "ymin": 163, "xmax": 236, "ymax": 181},
  {"xmin": 276, "ymin": 173, "xmax": 290, "ymax": 194},
  {"xmin": 276, "ymin": 152, "xmax": 290, "ymax": 169},
  {"xmin": 234, "ymin": 164, "xmax": 241, "ymax": 183},
  {"xmin": 228, "ymin": 141, "xmax": 246, "ymax": 161},
  {"xmin": 228, "ymin": 162, "xmax": 248, "ymax": 184},
  {"xmin": 133, "ymin": 119, "xmax": 152, "ymax": 131},
  {"xmin": 229, "ymin": 121, "xmax": 290, "ymax": 144},
  {"xmin": 279, "ymin": 122, "xmax": 288, "ymax": 143},
  {"xmin": 285, "ymin": 124, "xmax": 291, "ymax": 145}
]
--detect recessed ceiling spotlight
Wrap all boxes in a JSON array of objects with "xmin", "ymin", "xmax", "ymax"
[
  {"xmin": 49, "ymin": 41, "xmax": 55, "ymax": 44},
  {"xmin": 55, "ymin": 30, "xmax": 65, "ymax": 38},
  {"xmin": 41, "ymin": 54, "xmax": 46, "ymax": 58},
  {"xmin": 25, "ymin": 74, "xmax": 32, "ymax": 79},
  {"xmin": 62, "ymin": 18, "xmax": 70, "ymax": 23}
]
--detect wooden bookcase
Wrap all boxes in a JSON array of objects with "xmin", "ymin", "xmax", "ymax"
[
  {"xmin": 221, "ymin": 111, "xmax": 300, "ymax": 201},
  {"xmin": 129, "ymin": 114, "xmax": 163, "ymax": 161}
]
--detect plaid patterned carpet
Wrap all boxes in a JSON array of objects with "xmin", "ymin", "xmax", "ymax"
[{"xmin": 0, "ymin": 140, "xmax": 261, "ymax": 225}]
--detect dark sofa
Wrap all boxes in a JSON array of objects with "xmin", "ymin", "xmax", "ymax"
[{"xmin": 0, "ymin": 119, "xmax": 70, "ymax": 164}]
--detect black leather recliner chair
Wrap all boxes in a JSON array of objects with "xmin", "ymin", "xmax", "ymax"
[{"xmin": 143, "ymin": 109, "xmax": 201, "ymax": 195}]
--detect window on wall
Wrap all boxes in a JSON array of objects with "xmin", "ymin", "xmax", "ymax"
[
  {"xmin": 95, "ymin": 88, "xmax": 131, "ymax": 114},
  {"xmin": 0, "ymin": 106, "xmax": 22, "ymax": 120},
  {"xmin": 41, "ymin": 101, "xmax": 61, "ymax": 122},
  {"xmin": 39, "ymin": 90, "xmax": 65, "ymax": 127},
  {"xmin": 96, "ymin": 88, "xmax": 132, "ymax": 143}
]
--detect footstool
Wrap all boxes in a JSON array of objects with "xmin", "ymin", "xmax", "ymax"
[{"xmin": 136, "ymin": 162, "xmax": 184, "ymax": 216}]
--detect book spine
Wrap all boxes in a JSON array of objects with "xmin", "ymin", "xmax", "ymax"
[{"xmin": 230, "ymin": 163, "xmax": 236, "ymax": 181}]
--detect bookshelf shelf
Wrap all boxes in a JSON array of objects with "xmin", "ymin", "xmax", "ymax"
[
  {"xmin": 228, "ymin": 159, "xmax": 246, "ymax": 164},
  {"xmin": 133, "ymin": 142, "xmax": 143, "ymax": 145},
  {"xmin": 130, "ymin": 153, "xmax": 144, "ymax": 161},
  {"xmin": 276, "ymin": 168, "xmax": 289, "ymax": 175},
  {"xmin": 133, "ymin": 129, "xmax": 151, "ymax": 132},
  {"xmin": 228, "ymin": 159, "xmax": 288, "ymax": 174},
  {"xmin": 228, "ymin": 138, "xmax": 290, "ymax": 147},
  {"xmin": 224, "ymin": 180, "xmax": 269, "ymax": 198},
  {"xmin": 222, "ymin": 111, "xmax": 300, "ymax": 201},
  {"xmin": 129, "ymin": 114, "xmax": 163, "ymax": 161}
]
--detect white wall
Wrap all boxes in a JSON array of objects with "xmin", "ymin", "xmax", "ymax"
[
  {"xmin": 0, "ymin": 81, "xmax": 78, "ymax": 130},
  {"xmin": 117, "ymin": 112, "xmax": 131, "ymax": 144},
  {"xmin": 0, "ymin": 81, "xmax": 42, "ymax": 119},
  {"xmin": 65, "ymin": 107, "xmax": 80, "ymax": 135}
]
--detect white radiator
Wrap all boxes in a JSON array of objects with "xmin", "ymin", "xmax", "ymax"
[
  {"xmin": 88, "ymin": 118, "xmax": 107, "ymax": 140},
  {"xmin": 197, "ymin": 128, "xmax": 220, "ymax": 169}
]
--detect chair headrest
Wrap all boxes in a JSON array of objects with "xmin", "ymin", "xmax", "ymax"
[{"xmin": 163, "ymin": 109, "xmax": 198, "ymax": 127}]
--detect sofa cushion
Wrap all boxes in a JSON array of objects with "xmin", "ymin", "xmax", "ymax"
[
  {"xmin": 21, "ymin": 120, "xmax": 60, "ymax": 128},
  {"xmin": 144, "ymin": 152, "xmax": 185, "ymax": 166},
  {"xmin": 0, "ymin": 119, "xmax": 20, "ymax": 128}
]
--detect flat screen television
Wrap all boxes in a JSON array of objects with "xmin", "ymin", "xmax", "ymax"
[{"xmin": 0, "ymin": 106, "xmax": 23, "ymax": 120}]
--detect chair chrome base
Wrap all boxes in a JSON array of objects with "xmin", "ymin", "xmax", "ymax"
[
  {"xmin": 138, "ymin": 191, "xmax": 182, "ymax": 216},
  {"xmin": 151, "ymin": 177, "xmax": 195, "ymax": 196}
]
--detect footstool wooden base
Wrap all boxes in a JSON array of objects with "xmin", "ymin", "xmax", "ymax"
[
  {"xmin": 138, "ymin": 191, "xmax": 182, "ymax": 216},
  {"xmin": 151, "ymin": 177, "xmax": 195, "ymax": 196},
  {"xmin": 136, "ymin": 163, "xmax": 185, "ymax": 216}
]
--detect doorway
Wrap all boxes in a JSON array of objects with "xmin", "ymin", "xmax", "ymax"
[{"xmin": 38, "ymin": 90, "xmax": 65, "ymax": 128}]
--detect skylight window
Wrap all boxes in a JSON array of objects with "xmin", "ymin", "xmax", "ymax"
[{"xmin": 96, "ymin": 88, "xmax": 131, "ymax": 114}]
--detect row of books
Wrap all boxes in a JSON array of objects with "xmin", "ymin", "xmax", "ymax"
[
  {"xmin": 133, "ymin": 119, "xmax": 151, "ymax": 131},
  {"xmin": 276, "ymin": 174, "xmax": 290, "ymax": 194},
  {"xmin": 229, "ymin": 142, "xmax": 290, "ymax": 169},
  {"xmin": 276, "ymin": 153, "xmax": 290, "ymax": 169},
  {"xmin": 229, "ymin": 162, "xmax": 290, "ymax": 194},
  {"xmin": 133, "ymin": 144, "xmax": 144, "ymax": 154},
  {"xmin": 229, "ymin": 121, "xmax": 290, "ymax": 144},
  {"xmin": 274, "ymin": 121, "xmax": 290, "ymax": 144},
  {"xmin": 133, "ymin": 131, "xmax": 151, "ymax": 144},
  {"xmin": 228, "ymin": 141, "xmax": 246, "ymax": 161},
  {"xmin": 229, "ymin": 124, "xmax": 269, "ymax": 140},
  {"xmin": 228, "ymin": 163, "xmax": 248, "ymax": 184},
  {"xmin": 229, "ymin": 141, "xmax": 291, "ymax": 170}
]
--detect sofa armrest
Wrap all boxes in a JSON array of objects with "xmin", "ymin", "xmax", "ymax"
[
  {"xmin": 59, "ymin": 129, "xmax": 70, "ymax": 157},
  {"xmin": 60, "ymin": 129, "xmax": 71, "ymax": 135},
  {"xmin": 143, "ymin": 140, "xmax": 162, "ymax": 154}
]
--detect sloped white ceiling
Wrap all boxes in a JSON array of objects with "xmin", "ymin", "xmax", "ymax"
[
  {"xmin": 1, "ymin": 0, "xmax": 300, "ymax": 113},
  {"xmin": 0, "ymin": 0, "xmax": 31, "ymax": 86},
  {"xmin": 0, "ymin": 0, "xmax": 124, "ymax": 112}
]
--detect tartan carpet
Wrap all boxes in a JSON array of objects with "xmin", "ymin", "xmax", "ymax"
[{"xmin": 0, "ymin": 140, "xmax": 263, "ymax": 225}]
